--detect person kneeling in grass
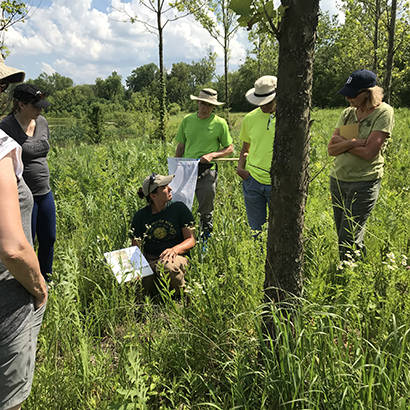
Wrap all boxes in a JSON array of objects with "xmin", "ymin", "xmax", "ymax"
[{"xmin": 130, "ymin": 174, "xmax": 196, "ymax": 296}]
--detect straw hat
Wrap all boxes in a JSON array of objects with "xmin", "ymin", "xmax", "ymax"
[
  {"xmin": 0, "ymin": 55, "xmax": 25, "ymax": 84},
  {"xmin": 246, "ymin": 75, "xmax": 277, "ymax": 106},
  {"xmin": 190, "ymin": 88, "xmax": 224, "ymax": 106}
]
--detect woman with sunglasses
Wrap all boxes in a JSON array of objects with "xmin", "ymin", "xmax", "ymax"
[
  {"xmin": 131, "ymin": 173, "xmax": 196, "ymax": 296},
  {"xmin": 328, "ymin": 69, "xmax": 394, "ymax": 261},
  {"xmin": 0, "ymin": 58, "xmax": 47, "ymax": 410},
  {"xmin": 0, "ymin": 84, "xmax": 55, "ymax": 282}
]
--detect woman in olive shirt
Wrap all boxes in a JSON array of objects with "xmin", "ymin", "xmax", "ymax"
[{"xmin": 328, "ymin": 69, "xmax": 394, "ymax": 261}]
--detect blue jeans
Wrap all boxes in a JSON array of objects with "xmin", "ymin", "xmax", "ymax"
[
  {"xmin": 32, "ymin": 191, "xmax": 56, "ymax": 280},
  {"xmin": 242, "ymin": 175, "xmax": 271, "ymax": 232},
  {"xmin": 330, "ymin": 177, "xmax": 381, "ymax": 261}
]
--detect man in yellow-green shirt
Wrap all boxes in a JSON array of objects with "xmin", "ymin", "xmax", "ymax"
[
  {"xmin": 175, "ymin": 89, "xmax": 233, "ymax": 239},
  {"xmin": 237, "ymin": 76, "xmax": 277, "ymax": 234}
]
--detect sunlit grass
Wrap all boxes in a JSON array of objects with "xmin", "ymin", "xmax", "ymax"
[{"xmin": 27, "ymin": 109, "xmax": 409, "ymax": 409}]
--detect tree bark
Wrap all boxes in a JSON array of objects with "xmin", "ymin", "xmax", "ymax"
[
  {"xmin": 157, "ymin": 0, "xmax": 166, "ymax": 141},
  {"xmin": 372, "ymin": 0, "xmax": 381, "ymax": 73},
  {"xmin": 223, "ymin": 0, "xmax": 229, "ymax": 107},
  {"xmin": 264, "ymin": 0, "xmax": 319, "ymax": 308},
  {"xmin": 383, "ymin": 0, "xmax": 397, "ymax": 104}
]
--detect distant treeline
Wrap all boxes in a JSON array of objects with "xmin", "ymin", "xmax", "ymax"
[{"xmin": 8, "ymin": 3, "xmax": 409, "ymax": 119}]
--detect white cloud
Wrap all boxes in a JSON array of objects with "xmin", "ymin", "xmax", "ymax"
[
  {"xmin": 40, "ymin": 62, "xmax": 56, "ymax": 75},
  {"xmin": 4, "ymin": 0, "xmax": 341, "ymax": 85}
]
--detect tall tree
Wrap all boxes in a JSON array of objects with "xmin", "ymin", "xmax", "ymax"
[
  {"xmin": 95, "ymin": 71, "xmax": 125, "ymax": 101},
  {"xmin": 118, "ymin": 1, "xmax": 192, "ymax": 140},
  {"xmin": 0, "ymin": 0, "xmax": 28, "ymax": 53},
  {"xmin": 230, "ymin": 0, "xmax": 319, "ymax": 315},
  {"xmin": 28, "ymin": 72, "xmax": 74, "ymax": 95},
  {"xmin": 383, "ymin": 0, "xmax": 397, "ymax": 103},
  {"xmin": 126, "ymin": 63, "xmax": 159, "ymax": 93},
  {"xmin": 175, "ymin": 0, "xmax": 239, "ymax": 107}
]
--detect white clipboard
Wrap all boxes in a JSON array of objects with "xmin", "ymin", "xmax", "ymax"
[{"xmin": 104, "ymin": 246, "xmax": 153, "ymax": 283}]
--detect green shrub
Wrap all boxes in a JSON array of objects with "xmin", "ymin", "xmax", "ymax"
[{"xmin": 168, "ymin": 102, "xmax": 181, "ymax": 116}]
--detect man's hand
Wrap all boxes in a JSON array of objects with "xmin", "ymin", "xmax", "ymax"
[
  {"xmin": 200, "ymin": 153, "xmax": 214, "ymax": 163},
  {"xmin": 236, "ymin": 168, "xmax": 250, "ymax": 180}
]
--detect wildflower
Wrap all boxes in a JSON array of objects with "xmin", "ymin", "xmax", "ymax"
[
  {"xmin": 401, "ymin": 255, "xmax": 408, "ymax": 266},
  {"xmin": 386, "ymin": 252, "xmax": 396, "ymax": 264}
]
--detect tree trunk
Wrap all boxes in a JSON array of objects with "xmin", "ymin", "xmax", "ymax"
[
  {"xmin": 372, "ymin": 0, "xmax": 381, "ymax": 73},
  {"xmin": 383, "ymin": 0, "xmax": 397, "ymax": 104},
  {"xmin": 157, "ymin": 0, "xmax": 166, "ymax": 141},
  {"xmin": 223, "ymin": 0, "xmax": 229, "ymax": 107},
  {"xmin": 264, "ymin": 0, "xmax": 319, "ymax": 310}
]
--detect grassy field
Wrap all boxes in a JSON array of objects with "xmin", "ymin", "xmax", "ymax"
[{"xmin": 27, "ymin": 108, "xmax": 409, "ymax": 409}]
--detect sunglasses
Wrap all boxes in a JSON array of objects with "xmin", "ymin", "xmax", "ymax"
[{"xmin": 147, "ymin": 173, "xmax": 157, "ymax": 194}]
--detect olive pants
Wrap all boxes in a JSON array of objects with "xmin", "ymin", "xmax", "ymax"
[{"xmin": 330, "ymin": 177, "xmax": 381, "ymax": 260}]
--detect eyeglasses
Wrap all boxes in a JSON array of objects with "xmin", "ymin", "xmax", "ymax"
[{"xmin": 147, "ymin": 173, "xmax": 157, "ymax": 194}]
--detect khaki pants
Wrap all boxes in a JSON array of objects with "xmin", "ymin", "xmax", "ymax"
[{"xmin": 142, "ymin": 254, "xmax": 187, "ymax": 296}]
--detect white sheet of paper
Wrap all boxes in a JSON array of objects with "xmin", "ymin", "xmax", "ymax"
[
  {"xmin": 168, "ymin": 157, "xmax": 199, "ymax": 210},
  {"xmin": 104, "ymin": 246, "xmax": 153, "ymax": 283}
]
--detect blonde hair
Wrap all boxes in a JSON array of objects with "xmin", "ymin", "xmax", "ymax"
[{"xmin": 364, "ymin": 86, "xmax": 384, "ymax": 109}]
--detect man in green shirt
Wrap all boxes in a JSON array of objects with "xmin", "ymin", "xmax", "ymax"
[
  {"xmin": 175, "ymin": 89, "xmax": 233, "ymax": 238},
  {"xmin": 237, "ymin": 76, "xmax": 277, "ymax": 234}
]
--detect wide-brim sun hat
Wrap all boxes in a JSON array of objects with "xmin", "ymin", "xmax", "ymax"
[
  {"xmin": 190, "ymin": 88, "xmax": 224, "ymax": 106},
  {"xmin": 246, "ymin": 75, "xmax": 277, "ymax": 106},
  {"xmin": 142, "ymin": 173, "xmax": 174, "ymax": 197},
  {"xmin": 13, "ymin": 83, "xmax": 50, "ymax": 109},
  {"xmin": 0, "ymin": 55, "xmax": 25, "ymax": 84},
  {"xmin": 339, "ymin": 69, "xmax": 377, "ymax": 98}
]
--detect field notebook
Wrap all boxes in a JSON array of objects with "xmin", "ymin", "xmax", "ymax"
[
  {"xmin": 339, "ymin": 123, "xmax": 359, "ymax": 139},
  {"xmin": 104, "ymin": 246, "xmax": 153, "ymax": 283}
]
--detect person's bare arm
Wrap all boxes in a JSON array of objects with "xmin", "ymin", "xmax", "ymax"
[
  {"xmin": 347, "ymin": 131, "xmax": 388, "ymax": 161},
  {"xmin": 0, "ymin": 154, "xmax": 47, "ymax": 308},
  {"xmin": 236, "ymin": 142, "xmax": 250, "ymax": 180},
  {"xmin": 200, "ymin": 143, "xmax": 234, "ymax": 163},
  {"xmin": 328, "ymin": 128, "xmax": 366, "ymax": 156},
  {"xmin": 175, "ymin": 143, "xmax": 185, "ymax": 157},
  {"xmin": 160, "ymin": 226, "xmax": 195, "ymax": 262}
]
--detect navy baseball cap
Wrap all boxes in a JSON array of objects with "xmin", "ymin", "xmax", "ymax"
[
  {"xmin": 339, "ymin": 69, "xmax": 377, "ymax": 98},
  {"xmin": 13, "ymin": 83, "xmax": 50, "ymax": 109}
]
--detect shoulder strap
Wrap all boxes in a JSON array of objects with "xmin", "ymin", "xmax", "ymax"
[{"xmin": 0, "ymin": 115, "xmax": 28, "ymax": 146}]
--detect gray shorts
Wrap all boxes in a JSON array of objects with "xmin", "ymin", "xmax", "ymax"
[{"xmin": 0, "ymin": 303, "xmax": 46, "ymax": 410}]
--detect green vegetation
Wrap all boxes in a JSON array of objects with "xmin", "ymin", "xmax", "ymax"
[{"xmin": 26, "ymin": 108, "xmax": 409, "ymax": 409}]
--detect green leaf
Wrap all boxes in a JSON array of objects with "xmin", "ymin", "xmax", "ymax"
[{"xmin": 229, "ymin": 0, "xmax": 252, "ymax": 17}]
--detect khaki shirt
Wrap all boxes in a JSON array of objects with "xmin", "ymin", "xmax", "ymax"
[{"xmin": 331, "ymin": 102, "xmax": 394, "ymax": 182}]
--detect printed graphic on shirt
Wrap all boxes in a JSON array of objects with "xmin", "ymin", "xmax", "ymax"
[{"xmin": 144, "ymin": 220, "xmax": 177, "ymax": 244}]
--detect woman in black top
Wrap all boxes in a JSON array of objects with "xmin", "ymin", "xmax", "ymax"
[
  {"xmin": 0, "ymin": 84, "xmax": 55, "ymax": 281},
  {"xmin": 131, "ymin": 173, "xmax": 196, "ymax": 295}
]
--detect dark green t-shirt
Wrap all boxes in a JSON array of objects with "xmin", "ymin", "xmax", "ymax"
[{"xmin": 131, "ymin": 201, "xmax": 194, "ymax": 257}]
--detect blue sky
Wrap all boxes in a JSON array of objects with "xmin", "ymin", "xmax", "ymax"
[{"xmin": 5, "ymin": 1, "xmax": 342, "ymax": 85}]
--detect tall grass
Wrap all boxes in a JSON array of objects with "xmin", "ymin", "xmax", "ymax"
[{"xmin": 27, "ymin": 109, "xmax": 409, "ymax": 409}]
